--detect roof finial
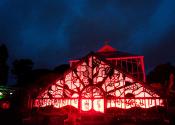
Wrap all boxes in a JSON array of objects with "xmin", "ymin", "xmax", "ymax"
[
  {"xmin": 97, "ymin": 40, "xmax": 117, "ymax": 52},
  {"xmin": 104, "ymin": 40, "xmax": 110, "ymax": 45}
]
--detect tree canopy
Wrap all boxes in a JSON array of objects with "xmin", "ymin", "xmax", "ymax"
[{"xmin": 0, "ymin": 44, "xmax": 9, "ymax": 85}]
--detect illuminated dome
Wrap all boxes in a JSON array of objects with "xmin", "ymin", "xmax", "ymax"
[{"xmin": 97, "ymin": 44, "xmax": 117, "ymax": 52}]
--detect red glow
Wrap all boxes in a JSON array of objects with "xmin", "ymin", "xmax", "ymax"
[
  {"xmin": 2, "ymin": 102, "xmax": 10, "ymax": 109},
  {"xmin": 33, "ymin": 53, "xmax": 165, "ymax": 113}
]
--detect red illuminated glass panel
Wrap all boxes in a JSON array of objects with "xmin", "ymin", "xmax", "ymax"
[
  {"xmin": 82, "ymin": 99, "xmax": 92, "ymax": 111},
  {"xmin": 81, "ymin": 99, "xmax": 104, "ymax": 112},
  {"xmin": 93, "ymin": 99, "xmax": 104, "ymax": 112},
  {"xmin": 106, "ymin": 98, "xmax": 164, "ymax": 109}
]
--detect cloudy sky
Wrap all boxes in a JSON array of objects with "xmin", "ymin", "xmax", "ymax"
[{"xmin": 0, "ymin": 0, "xmax": 175, "ymax": 77}]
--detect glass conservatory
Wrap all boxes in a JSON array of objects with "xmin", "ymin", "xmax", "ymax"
[{"xmin": 33, "ymin": 44, "xmax": 165, "ymax": 114}]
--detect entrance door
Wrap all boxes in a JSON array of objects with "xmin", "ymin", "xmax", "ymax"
[{"xmin": 81, "ymin": 86, "xmax": 104, "ymax": 112}]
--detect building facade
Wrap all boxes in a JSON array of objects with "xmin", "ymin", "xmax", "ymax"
[{"xmin": 33, "ymin": 45, "xmax": 165, "ymax": 116}]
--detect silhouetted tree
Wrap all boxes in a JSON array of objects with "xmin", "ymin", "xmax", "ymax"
[
  {"xmin": 30, "ymin": 69, "xmax": 53, "ymax": 88},
  {"xmin": 31, "ymin": 64, "xmax": 69, "ymax": 90},
  {"xmin": 11, "ymin": 59, "xmax": 34, "ymax": 87},
  {"xmin": 0, "ymin": 44, "xmax": 9, "ymax": 85},
  {"xmin": 29, "ymin": 64, "xmax": 70, "ymax": 99},
  {"xmin": 147, "ymin": 63, "xmax": 175, "ymax": 85},
  {"xmin": 53, "ymin": 64, "xmax": 70, "ymax": 74}
]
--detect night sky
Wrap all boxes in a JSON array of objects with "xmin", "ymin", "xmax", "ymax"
[{"xmin": 0, "ymin": 0, "xmax": 175, "ymax": 83}]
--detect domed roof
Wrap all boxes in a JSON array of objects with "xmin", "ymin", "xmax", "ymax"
[
  {"xmin": 97, "ymin": 44, "xmax": 117, "ymax": 52},
  {"xmin": 96, "ymin": 43, "xmax": 139, "ymax": 58}
]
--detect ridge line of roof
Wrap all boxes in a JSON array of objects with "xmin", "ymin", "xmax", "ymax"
[{"xmin": 37, "ymin": 52, "xmax": 163, "ymax": 98}]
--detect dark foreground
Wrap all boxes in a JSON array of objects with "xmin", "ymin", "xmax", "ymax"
[{"xmin": 0, "ymin": 109, "xmax": 175, "ymax": 125}]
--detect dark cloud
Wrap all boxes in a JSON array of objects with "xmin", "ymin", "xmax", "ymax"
[
  {"xmin": 0, "ymin": 0, "xmax": 69, "ymax": 63},
  {"xmin": 144, "ymin": 27, "xmax": 175, "ymax": 70},
  {"xmin": 0, "ymin": 0, "xmax": 174, "ymax": 83}
]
